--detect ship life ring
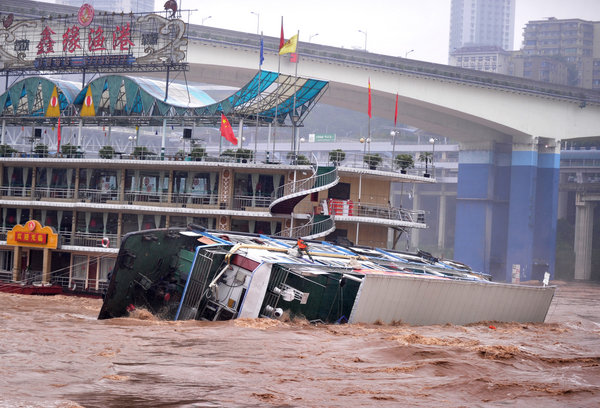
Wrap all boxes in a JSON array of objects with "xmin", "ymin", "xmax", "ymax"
[
  {"xmin": 101, "ymin": 237, "xmax": 110, "ymax": 248},
  {"xmin": 285, "ymin": 219, "xmax": 291, "ymax": 228}
]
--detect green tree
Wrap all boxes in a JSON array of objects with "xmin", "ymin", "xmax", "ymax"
[
  {"xmin": 394, "ymin": 154, "xmax": 414, "ymax": 171},
  {"xmin": 99, "ymin": 145, "xmax": 115, "ymax": 159},
  {"xmin": 190, "ymin": 147, "xmax": 206, "ymax": 160},
  {"xmin": 363, "ymin": 153, "xmax": 382, "ymax": 169},
  {"xmin": 132, "ymin": 146, "xmax": 155, "ymax": 159},
  {"xmin": 328, "ymin": 149, "xmax": 346, "ymax": 165},
  {"xmin": 34, "ymin": 144, "xmax": 49, "ymax": 157},
  {"xmin": 0, "ymin": 144, "xmax": 17, "ymax": 157},
  {"xmin": 61, "ymin": 143, "xmax": 81, "ymax": 158}
]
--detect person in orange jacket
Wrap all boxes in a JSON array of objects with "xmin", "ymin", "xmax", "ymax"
[{"xmin": 294, "ymin": 238, "xmax": 313, "ymax": 261}]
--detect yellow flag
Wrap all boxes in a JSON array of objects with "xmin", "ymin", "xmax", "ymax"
[
  {"xmin": 80, "ymin": 86, "xmax": 95, "ymax": 117},
  {"xmin": 46, "ymin": 86, "xmax": 60, "ymax": 117},
  {"xmin": 279, "ymin": 34, "xmax": 298, "ymax": 55}
]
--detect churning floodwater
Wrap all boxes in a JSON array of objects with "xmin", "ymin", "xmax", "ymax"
[{"xmin": 0, "ymin": 281, "xmax": 599, "ymax": 407}]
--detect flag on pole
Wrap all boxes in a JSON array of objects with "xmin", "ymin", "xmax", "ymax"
[
  {"xmin": 279, "ymin": 34, "xmax": 298, "ymax": 55},
  {"xmin": 46, "ymin": 86, "xmax": 60, "ymax": 117},
  {"xmin": 220, "ymin": 113, "xmax": 238, "ymax": 145},
  {"xmin": 80, "ymin": 86, "xmax": 95, "ymax": 117},
  {"xmin": 57, "ymin": 116, "xmax": 62, "ymax": 153},
  {"xmin": 279, "ymin": 18, "xmax": 285, "ymax": 50},
  {"xmin": 368, "ymin": 78, "xmax": 372, "ymax": 118},
  {"xmin": 260, "ymin": 37, "xmax": 264, "ymax": 66},
  {"xmin": 394, "ymin": 93, "xmax": 398, "ymax": 127}
]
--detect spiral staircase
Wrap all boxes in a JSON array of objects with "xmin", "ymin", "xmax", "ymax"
[{"xmin": 269, "ymin": 166, "xmax": 339, "ymax": 240}]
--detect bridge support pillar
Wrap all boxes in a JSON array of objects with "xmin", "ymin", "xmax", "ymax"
[
  {"xmin": 505, "ymin": 141, "xmax": 559, "ymax": 283},
  {"xmin": 454, "ymin": 141, "xmax": 510, "ymax": 279},
  {"xmin": 454, "ymin": 140, "xmax": 559, "ymax": 282},
  {"xmin": 574, "ymin": 193, "xmax": 595, "ymax": 280}
]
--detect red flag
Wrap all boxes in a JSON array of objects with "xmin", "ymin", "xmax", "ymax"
[
  {"xmin": 57, "ymin": 116, "xmax": 61, "ymax": 153},
  {"xmin": 394, "ymin": 93, "xmax": 398, "ymax": 127},
  {"xmin": 368, "ymin": 78, "xmax": 372, "ymax": 118},
  {"xmin": 220, "ymin": 113, "xmax": 238, "ymax": 145},
  {"xmin": 279, "ymin": 17, "xmax": 285, "ymax": 50}
]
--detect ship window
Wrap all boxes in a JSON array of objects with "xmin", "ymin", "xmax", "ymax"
[
  {"xmin": 72, "ymin": 255, "xmax": 87, "ymax": 280},
  {"xmin": 0, "ymin": 250, "xmax": 13, "ymax": 272},
  {"xmin": 328, "ymin": 182, "xmax": 350, "ymax": 200},
  {"xmin": 99, "ymin": 258, "xmax": 115, "ymax": 282}
]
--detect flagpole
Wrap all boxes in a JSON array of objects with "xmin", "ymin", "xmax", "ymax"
[
  {"xmin": 368, "ymin": 78, "xmax": 372, "ymax": 157},
  {"xmin": 255, "ymin": 32, "xmax": 263, "ymax": 163},
  {"xmin": 291, "ymin": 30, "xmax": 299, "ymax": 157},
  {"xmin": 57, "ymin": 115, "xmax": 61, "ymax": 155},
  {"xmin": 274, "ymin": 16, "xmax": 283, "ymax": 159},
  {"xmin": 219, "ymin": 123, "xmax": 223, "ymax": 155},
  {"xmin": 392, "ymin": 93, "xmax": 398, "ymax": 162}
]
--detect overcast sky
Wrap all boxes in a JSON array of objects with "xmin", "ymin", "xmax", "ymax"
[
  {"xmin": 34, "ymin": 1, "xmax": 600, "ymax": 64},
  {"xmin": 168, "ymin": 0, "xmax": 600, "ymax": 64}
]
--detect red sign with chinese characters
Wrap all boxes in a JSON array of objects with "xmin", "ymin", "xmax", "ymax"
[
  {"xmin": 1, "ymin": 7, "xmax": 188, "ymax": 72},
  {"xmin": 14, "ymin": 231, "xmax": 48, "ymax": 244},
  {"xmin": 7, "ymin": 220, "xmax": 59, "ymax": 249}
]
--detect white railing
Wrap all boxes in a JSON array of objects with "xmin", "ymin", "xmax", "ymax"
[{"xmin": 273, "ymin": 215, "xmax": 335, "ymax": 240}]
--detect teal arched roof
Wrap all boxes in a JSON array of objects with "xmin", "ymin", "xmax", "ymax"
[
  {"xmin": 0, "ymin": 76, "xmax": 80, "ymax": 117},
  {"xmin": 0, "ymin": 71, "xmax": 328, "ymax": 127}
]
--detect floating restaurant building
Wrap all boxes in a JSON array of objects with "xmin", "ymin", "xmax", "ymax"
[{"xmin": 0, "ymin": 71, "xmax": 433, "ymax": 295}]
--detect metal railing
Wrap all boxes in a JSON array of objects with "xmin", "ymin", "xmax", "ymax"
[
  {"xmin": 79, "ymin": 188, "xmax": 120, "ymax": 203},
  {"xmin": 273, "ymin": 167, "xmax": 338, "ymax": 201},
  {"xmin": 36, "ymin": 187, "xmax": 75, "ymax": 200},
  {"xmin": 61, "ymin": 232, "xmax": 119, "ymax": 248},
  {"xmin": 231, "ymin": 194, "xmax": 272, "ymax": 210},
  {"xmin": 273, "ymin": 215, "xmax": 336, "ymax": 240},
  {"xmin": 0, "ymin": 186, "xmax": 33, "ymax": 197},
  {"xmin": 327, "ymin": 200, "xmax": 425, "ymax": 223},
  {"xmin": 0, "ymin": 270, "xmax": 13, "ymax": 282},
  {"xmin": 0, "ymin": 185, "xmax": 221, "ymax": 206},
  {"xmin": 51, "ymin": 275, "xmax": 108, "ymax": 293}
]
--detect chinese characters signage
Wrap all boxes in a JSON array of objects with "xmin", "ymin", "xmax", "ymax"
[
  {"xmin": 7, "ymin": 220, "xmax": 59, "ymax": 249},
  {"xmin": 0, "ymin": 4, "xmax": 187, "ymax": 72}
]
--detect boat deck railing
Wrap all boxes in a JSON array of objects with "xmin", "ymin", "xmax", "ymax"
[
  {"xmin": 0, "ymin": 269, "xmax": 108, "ymax": 293},
  {"xmin": 328, "ymin": 201, "xmax": 426, "ymax": 223},
  {"xmin": 272, "ymin": 167, "xmax": 338, "ymax": 201},
  {"xmin": 273, "ymin": 215, "xmax": 336, "ymax": 240}
]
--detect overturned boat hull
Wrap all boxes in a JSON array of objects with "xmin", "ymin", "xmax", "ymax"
[{"xmin": 99, "ymin": 227, "xmax": 555, "ymax": 325}]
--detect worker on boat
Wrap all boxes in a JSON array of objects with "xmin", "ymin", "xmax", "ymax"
[{"xmin": 293, "ymin": 238, "xmax": 314, "ymax": 261}]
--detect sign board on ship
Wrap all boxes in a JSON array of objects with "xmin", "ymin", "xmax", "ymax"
[
  {"xmin": 0, "ymin": 4, "xmax": 188, "ymax": 72},
  {"xmin": 7, "ymin": 220, "xmax": 59, "ymax": 249}
]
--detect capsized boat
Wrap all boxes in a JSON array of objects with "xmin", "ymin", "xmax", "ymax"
[{"xmin": 98, "ymin": 225, "xmax": 556, "ymax": 325}]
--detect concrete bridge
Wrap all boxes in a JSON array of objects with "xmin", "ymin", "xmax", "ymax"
[{"xmin": 180, "ymin": 24, "xmax": 600, "ymax": 282}]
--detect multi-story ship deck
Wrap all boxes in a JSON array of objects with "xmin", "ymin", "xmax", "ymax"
[{"xmin": 0, "ymin": 154, "xmax": 431, "ymax": 295}]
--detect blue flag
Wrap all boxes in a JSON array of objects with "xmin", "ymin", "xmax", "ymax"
[{"xmin": 260, "ymin": 37, "xmax": 264, "ymax": 66}]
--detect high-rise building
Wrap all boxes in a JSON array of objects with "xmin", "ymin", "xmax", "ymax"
[
  {"xmin": 449, "ymin": 45, "xmax": 512, "ymax": 74},
  {"xmin": 449, "ymin": 0, "xmax": 515, "ymax": 56},
  {"xmin": 518, "ymin": 18, "xmax": 600, "ymax": 89},
  {"xmin": 56, "ymin": 0, "xmax": 155, "ymax": 14}
]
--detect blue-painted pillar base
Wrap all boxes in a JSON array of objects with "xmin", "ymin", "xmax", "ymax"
[
  {"xmin": 455, "ymin": 141, "xmax": 559, "ymax": 283},
  {"xmin": 534, "ymin": 148, "xmax": 559, "ymax": 280},
  {"xmin": 505, "ymin": 144, "xmax": 559, "ymax": 282},
  {"xmin": 454, "ymin": 143, "xmax": 510, "ymax": 279}
]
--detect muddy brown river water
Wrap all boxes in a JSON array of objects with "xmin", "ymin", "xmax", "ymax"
[{"xmin": 0, "ymin": 281, "xmax": 599, "ymax": 407}]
